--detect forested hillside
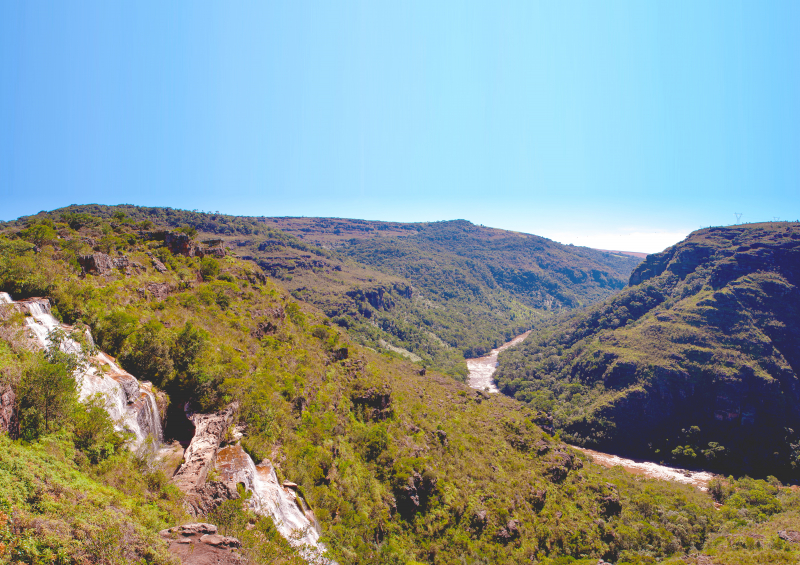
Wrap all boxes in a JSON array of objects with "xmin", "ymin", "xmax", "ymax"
[
  {"xmin": 0, "ymin": 207, "xmax": 714, "ymax": 563},
  {"xmin": 496, "ymin": 222, "xmax": 800, "ymax": 479},
  {"xmin": 2, "ymin": 206, "xmax": 640, "ymax": 379},
  {"xmin": 4, "ymin": 210, "xmax": 800, "ymax": 564}
]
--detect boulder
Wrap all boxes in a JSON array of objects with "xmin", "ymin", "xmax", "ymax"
[
  {"xmin": 166, "ymin": 232, "xmax": 196, "ymax": 256},
  {"xmin": 779, "ymin": 530, "xmax": 800, "ymax": 543},
  {"xmin": 142, "ymin": 282, "xmax": 172, "ymax": 300},
  {"xmin": 160, "ymin": 523, "xmax": 243, "ymax": 564},
  {"xmin": 351, "ymin": 386, "xmax": 393, "ymax": 421},
  {"xmin": 495, "ymin": 519, "xmax": 520, "ymax": 543},
  {"xmin": 151, "ymin": 257, "xmax": 168, "ymax": 273},
  {"xmin": 78, "ymin": 252, "xmax": 114, "ymax": 275},
  {"xmin": 546, "ymin": 450, "xmax": 583, "ymax": 482}
]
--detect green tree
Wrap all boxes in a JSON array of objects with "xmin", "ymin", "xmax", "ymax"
[
  {"xmin": 119, "ymin": 321, "xmax": 174, "ymax": 386},
  {"xmin": 73, "ymin": 394, "xmax": 126, "ymax": 463},
  {"xmin": 19, "ymin": 223, "xmax": 56, "ymax": 247},
  {"xmin": 199, "ymin": 257, "xmax": 220, "ymax": 281},
  {"xmin": 17, "ymin": 354, "xmax": 77, "ymax": 439}
]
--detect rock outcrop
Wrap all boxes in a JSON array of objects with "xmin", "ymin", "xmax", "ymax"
[
  {"xmin": 213, "ymin": 444, "xmax": 332, "ymax": 562},
  {"xmin": 78, "ymin": 252, "xmax": 130, "ymax": 275},
  {"xmin": 159, "ymin": 523, "xmax": 243, "ymax": 565},
  {"xmin": 351, "ymin": 386, "xmax": 392, "ymax": 421},
  {"xmin": 166, "ymin": 232, "xmax": 226, "ymax": 258},
  {"xmin": 3, "ymin": 293, "xmax": 163, "ymax": 448},
  {"xmin": 171, "ymin": 404, "xmax": 238, "ymax": 514}
]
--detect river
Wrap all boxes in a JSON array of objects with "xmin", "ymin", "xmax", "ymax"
[
  {"xmin": 465, "ymin": 331, "xmax": 531, "ymax": 393},
  {"xmin": 466, "ymin": 332, "xmax": 716, "ymax": 490}
]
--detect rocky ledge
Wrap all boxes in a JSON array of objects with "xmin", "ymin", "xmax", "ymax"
[{"xmin": 160, "ymin": 523, "xmax": 243, "ymax": 565}]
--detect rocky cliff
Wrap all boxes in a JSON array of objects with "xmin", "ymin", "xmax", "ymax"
[{"xmin": 496, "ymin": 222, "xmax": 800, "ymax": 477}]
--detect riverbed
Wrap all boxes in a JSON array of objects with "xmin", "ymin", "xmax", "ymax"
[
  {"xmin": 465, "ymin": 331, "xmax": 531, "ymax": 393},
  {"xmin": 466, "ymin": 332, "xmax": 716, "ymax": 490}
]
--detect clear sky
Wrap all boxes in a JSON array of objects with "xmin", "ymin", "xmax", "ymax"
[{"xmin": 2, "ymin": 2, "xmax": 799, "ymax": 252}]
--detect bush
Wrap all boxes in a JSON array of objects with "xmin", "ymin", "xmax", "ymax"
[{"xmin": 200, "ymin": 257, "xmax": 220, "ymax": 281}]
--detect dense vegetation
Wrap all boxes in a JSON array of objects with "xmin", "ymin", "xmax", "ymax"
[
  {"xmin": 2, "ymin": 206, "xmax": 640, "ymax": 379},
  {"xmin": 0, "ymin": 209, "xmax": 738, "ymax": 563},
  {"xmin": 4, "ymin": 209, "xmax": 800, "ymax": 564},
  {"xmin": 496, "ymin": 223, "xmax": 800, "ymax": 479}
]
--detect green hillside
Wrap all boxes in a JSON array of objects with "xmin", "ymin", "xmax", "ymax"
[
  {"xmin": 4, "ymin": 210, "xmax": 800, "ymax": 563},
  {"xmin": 496, "ymin": 222, "xmax": 800, "ymax": 478},
  {"xmin": 2, "ymin": 206, "xmax": 640, "ymax": 380}
]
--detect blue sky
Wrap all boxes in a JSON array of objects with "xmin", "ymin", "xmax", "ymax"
[{"xmin": 2, "ymin": 2, "xmax": 799, "ymax": 252}]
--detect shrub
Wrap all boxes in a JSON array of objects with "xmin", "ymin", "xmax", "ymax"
[{"xmin": 200, "ymin": 257, "xmax": 220, "ymax": 281}]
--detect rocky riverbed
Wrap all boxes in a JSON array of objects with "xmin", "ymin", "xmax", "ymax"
[
  {"xmin": 467, "ymin": 332, "xmax": 716, "ymax": 490},
  {"xmin": 466, "ymin": 331, "xmax": 531, "ymax": 393}
]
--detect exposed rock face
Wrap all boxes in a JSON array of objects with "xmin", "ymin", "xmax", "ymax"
[
  {"xmin": 165, "ymin": 232, "xmax": 226, "ymax": 258},
  {"xmin": 171, "ymin": 404, "xmax": 238, "ymax": 514},
  {"xmin": 151, "ymin": 257, "xmax": 168, "ymax": 273},
  {"xmin": 139, "ymin": 282, "xmax": 173, "ymax": 300},
  {"xmin": 779, "ymin": 530, "xmax": 800, "ymax": 543},
  {"xmin": 344, "ymin": 284, "xmax": 411, "ymax": 312},
  {"xmin": 495, "ymin": 519, "xmax": 520, "ymax": 543},
  {"xmin": 78, "ymin": 252, "xmax": 130, "ymax": 275},
  {"xmin": 351, "ymin": 386, "xmax": 392, "ymax": 421},
  {"xmin": 527, "ymin": 487, "xmax": 547, "ymax": 511},
  {"xmin": 0, "ymin": 385, "xmax": 17, "ymax": 437},
  {"xmin": 4, "ymin": 293, "xmax": 163, "ymax": 448},
  {"xmin": 160, "ymin": 523, "xmax": 243, "ymax": 565},
  {"xmin": 166, "ymin": 232, "xmax": 196, "ymax": 256},
  {"xmin": 395, "ymin": 470, "xmax": 437, "ymax": 520}
]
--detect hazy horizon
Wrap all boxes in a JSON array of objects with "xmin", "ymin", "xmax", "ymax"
[{"xmin": 3, "ymin": 2, "xmax": 799, "ymax": 253}]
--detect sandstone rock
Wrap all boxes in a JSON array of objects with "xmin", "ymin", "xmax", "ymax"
[
  {"xmin": 395, "ymin": 469, "xmax": 437, "ymax": 519},
  {"xmin": 199, "ymin": 534, "xmax": 241, "ymax": 548},
  {"xmin": 528, "ymin": 487, "xmax": 547, "ymax": 511},
  {"xmin": 141, "ymin": 282, "xmax": 172, "ymax": 300},
  {"xmin": 495, "ymin": 519, "xmax": 520, "ymax": 542},
  {"xmin": 600, "ymin": 493, "xmax": 622, "ymax": 516},
  {"xmin": 546, "ymin": 451, "xmax": 582, "ymax": 482},
  {"xmin": 166, "ymin": 232, "xmax": 195, "ymax": 256},
  {"xmin": 171, "ymin": 404, "xmax": 238, "ymax": 514},
  {"xmin": 151, "ymin": 257, "xmax": 168, "ymax": 273},
  {"xmin": 470, "ymin": 509, "xmax": 488, "ymax": 531},
  {"xmin": 779, "ymin": 530, "xmax": 800, "ymax": 543},
  {"xmin": 79, "ymin": 252, "xmax": 114, "ymax": 275},
  {"xmin": 160, "ymin": 523, "xmax": 243, "ymax": 564}
]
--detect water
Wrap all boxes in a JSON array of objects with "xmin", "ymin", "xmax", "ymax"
[
  {"xmin": 4, "ymin": 293, "xmax": 162, "ymax": 448},
  {"xmin": 465, "ymin": 331, "xmax": 716, "ymax": 490},
  {"xmin": 215, "ymin": 444, "xmax": 335, "ymax": 564},
  {"xmin": 575, "ymin": 447, "xmax": 716, "ymax": 490},
  {"xmin": 466, "ymin": 331, "xmax": 531, "ymax": 393}
]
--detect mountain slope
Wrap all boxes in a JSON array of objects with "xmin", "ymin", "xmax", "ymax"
[
  {"xmin": 2, "ymin": 206, "xmax": 641, "ymax": 379},
  {"xmin": 0, "ymin": 208, "xmax": 720, "ymax": 564},
  {"xmin": 496, "ymin": 222, "xmax": 800, "ymax": 478}
]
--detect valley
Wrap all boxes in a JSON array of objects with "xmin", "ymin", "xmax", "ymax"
[
  {"xmin": 2, "ymin": 207, "xmax": 800, "ymax": 565},
  {"xmin": 466, "ymin": 332, "xmax": 718, "ymax": 492}
]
